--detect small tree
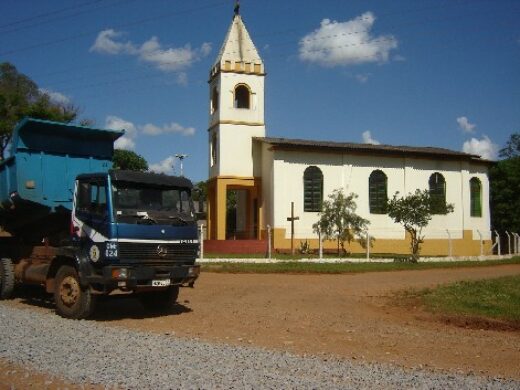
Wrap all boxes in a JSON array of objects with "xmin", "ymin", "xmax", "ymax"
[
  {"xmin": 387, "ymin": 189, "xmax": 454, "ymax": 262},
  {"xmin": 112, "ymin": 149, "xmax": 148, "ymax": 171},
  {"xmin": 313, "ymin": 189, "xmax": 369, "ymax": 256}
]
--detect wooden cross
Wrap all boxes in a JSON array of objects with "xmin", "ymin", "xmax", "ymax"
[{"xmin": 286, "ymin": 202, "xmax": 300, "ymax": 255}]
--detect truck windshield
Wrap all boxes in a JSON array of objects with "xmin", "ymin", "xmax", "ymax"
[{"xmin": 112, "ymin": 183, "xmax": 193, "ymax": 215}]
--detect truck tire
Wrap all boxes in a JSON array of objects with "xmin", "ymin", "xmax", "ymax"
[
  {"xmin": 0, "ymin": 258, "xmax": 15, "ymax": 299},
  {"xmin": 54, "ymin": 265, "xmax": 96, "ymax": 319},
  {"xmin": 140, "ymin": 286, "xmax": 180, "ymax": 312}
]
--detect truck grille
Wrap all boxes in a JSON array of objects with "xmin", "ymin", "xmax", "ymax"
[{"xmin": 117, "ymin": 242, "xmax": 198, "ymax": 265}]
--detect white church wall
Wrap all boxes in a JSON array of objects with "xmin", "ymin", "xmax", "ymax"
[
  {"xmin": 268, "ymin": 150, "xmax": 491, "ymax": 241},
  {"xmin": 216, "ymin": 124, "xmax": 266, "ymax": 177}
]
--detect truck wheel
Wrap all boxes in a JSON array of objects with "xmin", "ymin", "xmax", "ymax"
[
  {"xmin": 140, "ymin": 286, "xmax": 179, "ymax": 312},
  {"xmin": 0, "ymin": 258, "xmax": 15, "ymax": 299},
  {"xmin": 54, "ymin": 265, "xmax": 96, "ymax": 319}
]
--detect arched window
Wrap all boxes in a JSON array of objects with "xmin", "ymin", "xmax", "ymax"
[
  {"xmin": 429, "ymin": 172, "xmax": 446, "ymax": 214},
  {"xmin": 210, "ymin": 133, "xmax": 217, "ymax": 167},
  {"xmin": 470, "ymin": 177, "xmax": 482, "ymax": 217},
  {"xmin": 369, "ymin": 170, "xmax": 388, "ymax": 214},
  {"xmin": 303, "ymin": 166, "xmax": 323, "ymax": 212},
  {"xmin": 234, "ymin": 84, "xmax": 250, "ymax": 109},
  {"xmin": 211, "ymin": 86, "xmax": 219, "ymax": 114}
]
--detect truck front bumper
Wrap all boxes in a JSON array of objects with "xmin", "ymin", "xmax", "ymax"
[{"xmin": 86, "ymin": 264, "xmax": 200, "ymax": 292}]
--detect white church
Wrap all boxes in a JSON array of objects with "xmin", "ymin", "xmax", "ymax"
[{"xmin": 206, "ymin": 8, "xmax": 493, "ymax": 256}]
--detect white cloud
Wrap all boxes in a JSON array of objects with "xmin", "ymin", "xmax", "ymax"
[
  {"xmin": 39, "ymin": 88, "xmax": 70, "ymax": 105},
  {"xmin": 355, "ymin": 73, "xmax": 370, "ymax": 83},
  {"xmin": 462, "ymin": 136, "xmax": 498, "ymax": 160},
  {"xmin": 149, "ymin": 156, "xmax": 176, "ymax": 175},
  {"xmin": 141, "ymin": 122, "xmax": 195, "ymax": 137},
  {"xmin": 105, "ymin": 116, "xmax": 138, "ymax": 151},
  {"xmin": 299, "ymin": 12, "xmax": 398, "ymax": 67},
  {"xmin": 362, "ymin": 130, "xmax": 380, "ymax": 145},
  {"xmin": 90, "ymin": 29, "xmax": 211, "ymax": 74},
  {"xmin": 104, "ymin": 115, "xmax": 196, "ymax": 151},
  {"xmin": 456, "ymin": 116, "xmax": 476, "ymax": 133}
]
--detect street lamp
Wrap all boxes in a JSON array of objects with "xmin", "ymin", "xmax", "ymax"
[{"xmin": 174, "ymin": 154, "xmax": 188, "ymax": 176}]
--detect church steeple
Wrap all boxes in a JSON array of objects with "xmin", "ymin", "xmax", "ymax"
[{"xmin": 210, "ymin": 6, "xmax": 264, "ymax": 80}]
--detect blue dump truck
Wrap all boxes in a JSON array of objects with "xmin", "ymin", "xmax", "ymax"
[{"xmin": 0, "ymin": 118, "xmax": 200, "ymax": 319}]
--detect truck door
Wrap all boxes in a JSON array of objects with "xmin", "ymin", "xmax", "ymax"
[{"xmin": 75, "ymin": 179, "xmax": 110, "ymax": 241}]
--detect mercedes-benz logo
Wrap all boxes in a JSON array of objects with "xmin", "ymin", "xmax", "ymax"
[{"xmin": 157, "ymin": 245, "xmax": 168, "ymax": 258}]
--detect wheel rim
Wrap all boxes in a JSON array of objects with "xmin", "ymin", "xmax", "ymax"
[{"xmin": 59, "ymin": 276, "xmax": 80, "ymax": 307}]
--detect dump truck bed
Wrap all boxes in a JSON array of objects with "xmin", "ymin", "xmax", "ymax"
[{"xmin": 0, "ymin": 118, "xmax": 123, "ymax": 239}]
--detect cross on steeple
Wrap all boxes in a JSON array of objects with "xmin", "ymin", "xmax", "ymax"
[{"xmin": 234, "ymin": 0, "xmax": 240, "ymax": 17}]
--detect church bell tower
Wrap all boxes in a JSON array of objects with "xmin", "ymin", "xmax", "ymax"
[{"xmin": 206, "ymin": 3, "xmax": 265, "ymax": 240}]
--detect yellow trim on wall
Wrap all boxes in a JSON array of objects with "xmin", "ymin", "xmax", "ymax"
[
  {"xmin": 207, "ymin": 176, "xmax": 262, "ymax": 240},
  {"xmin": 208, "ymin": 120, "xmax": 265, "ymax": 132},
  {"xmin": 267, "ymin": 228, "xmax": 493, "ymax": 257}
]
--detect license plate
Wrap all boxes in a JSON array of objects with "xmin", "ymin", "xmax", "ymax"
[{"xmin": 152, "ymin": 279, "xmax": 171, "ymax": 287}]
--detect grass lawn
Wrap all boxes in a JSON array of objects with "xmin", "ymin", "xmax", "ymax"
[
  {"xmin": 201, "ymin": 257, "xmax": 520, "ymax": 274},
  {"xmin": 415, "ymin": 275, "xmax": 520, "ymax": 324}
]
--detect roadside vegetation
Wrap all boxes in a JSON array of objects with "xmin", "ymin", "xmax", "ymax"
[
  {"xmin": 201, "ymin": 257, "xmax": 520, "ymax": 274},
  {"xmin": 409, "ymin": 275, "xmax": 520, "ymax": 327}
]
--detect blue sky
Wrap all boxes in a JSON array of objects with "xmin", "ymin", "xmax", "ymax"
[{"xmin": 1, "ymin": 0, "xmax": 519, "ymax": 182}]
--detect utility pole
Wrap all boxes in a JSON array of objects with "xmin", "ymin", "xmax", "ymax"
[
  {"xmin": 175, "ymin": 154, "xmax": 188, "ymax": 176},
  {"xmin": 286, "ymin": 202, "xmax": 299, "ymax": 255}
]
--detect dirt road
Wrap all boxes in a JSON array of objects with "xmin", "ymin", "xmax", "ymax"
[{"xmin": 3, "ymin": 263, "xmax": 520, "ymax": 387}]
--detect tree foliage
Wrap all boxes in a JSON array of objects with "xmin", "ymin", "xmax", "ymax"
[
  {"xmin": 499, "ymin": 133, "xmax": 520, "ymax": 159},
  {"xmin": 387, "ymin": 189, "xmax": 454, "ymax": 262},
  {"xmin": 313, "ymin": 189, "xmax": 369, "ymax": 256},
  {"xmin": 489, "ymin": 156, "xmax": 520, "ymax": 233},
  {"xmin": 112, "ymin": 149, "xmax": 148, "ymax": 171},
  {"xmin": 0, "ymin": 62, "xmax": 78, "ymax": 160}
]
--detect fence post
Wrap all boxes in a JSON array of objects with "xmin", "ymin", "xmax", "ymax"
[
  {"xmin": 366, "ymin": 231, "xmax": 370, "ymax": 262},
  {"xmin": 199, "ymin": 224, "xmax": 204, "ymax": 260},
  {"xmin": 514, "ymin": 233, "xmax": 519, "ymax": 254},
  {"xmin": 267, "ymin": 225, "xmax": 272, "ymax": 260},
  {"xmin": 477, "ymin": 230, "xmax": 483, "ymax": 256},
  {"xmin": 318, "ymin": 228, "xmax": 323, "ymax": 261},
  {"xmin": 446, "ymin": 230, "xmax": 452, "ymax": 257},
  {"xmin": 494, "ymin": 230, "xmax": 501, "ymax": 256},
  {"xmin": 505, "ymin": 231, "xmax": 512, "ymax": 255}
]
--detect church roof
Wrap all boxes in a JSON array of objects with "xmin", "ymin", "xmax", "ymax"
[
  {"xmin": 212, "ymin": 14, "xmax": 263, "ymax": 73},
  {"xmin": 255, "ymin": 137, "xmax": 492, "ymax": 164}
]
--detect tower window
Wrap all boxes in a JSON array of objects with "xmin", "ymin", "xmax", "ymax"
[
  {"xmin": 211, "ymin": 86, "xmax": 219, "ymax": 114},
  {"xmin": 429, "ymin": 172, "xmax": 446, "ymax": 214},
  {"xmin": 234, "ymin": 84, "xmax": 250, "ymax": 109},
  {"xmin": 369, "ymin": 170, "xmax": 388, "ymax": 214},
  {"xmin": 470, "ymin": 177, "xmax": 482, "ymax": 217},
  {"xmin": 211, "ymin": 133, "xmax": 217, "ymax": 167},
  {"xmin": 303, "ymin": 166, "xmax": 323, "ymax": 212}
]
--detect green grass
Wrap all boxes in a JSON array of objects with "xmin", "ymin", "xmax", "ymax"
[
  {"xmin": 415, "ymin": 275, "xmax": 520, "ymax": 323},
  {"xmin": 201, "ymin": 257, "xmax": 520, "ymax": 274}
]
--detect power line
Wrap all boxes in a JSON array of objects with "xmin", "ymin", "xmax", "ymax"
[
  {"xmin": 0, "ymin": 0, "xmax": 229, "ymax": 57},
  {"xmin": 0, "ymin": 0, "xmax": 139, "ymax": 35},
  {"xmin": 0, "ymin": 0, "xmax": 104, "ymax": 30}
]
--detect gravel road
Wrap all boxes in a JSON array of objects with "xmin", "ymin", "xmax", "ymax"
[{"xmin": 0, "ymin": 304, "xmax": 518, "ymax": 389}]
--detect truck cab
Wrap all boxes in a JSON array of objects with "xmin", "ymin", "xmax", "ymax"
[{"xmin": 72, "ymin": 170, "xmax": 200, "ymax": 296}]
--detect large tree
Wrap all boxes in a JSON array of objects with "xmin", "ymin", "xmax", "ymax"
[
  {"xmin": 490, "ymin": 133, "xmax": 520, "ymax": 233},
  {"xmin": 0, "ymin": 62, "xmax": 78, "ymax": 160},
  {"xmin": 387, "ymin": 189, "xmax": 454, "ymax": 262},
  {"xmin": 313, "ymin": 189, "xmax": 369, "ymax": 256},
  {"xmin": 499, "ymin": 132, "xmax": 520, "ymax": 158},
  {"xmin": 112, "ymin": 149, "xmax": 148, "ymax": 171}
]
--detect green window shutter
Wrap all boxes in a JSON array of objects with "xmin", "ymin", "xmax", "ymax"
[
  {"xmin": 470, "ymin": 177, "xmax": 482, "ymax": 217},
  {"xmin": 369, "ymin": 170, "xmax": 388, "ymax": 214},
  {"xmin": 303, "ymin": 166, "xmax": 323, "ymax": 212},
  {"xmin": 429, "ymin": 172, "xmax": 446, "ymax": 214}
]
